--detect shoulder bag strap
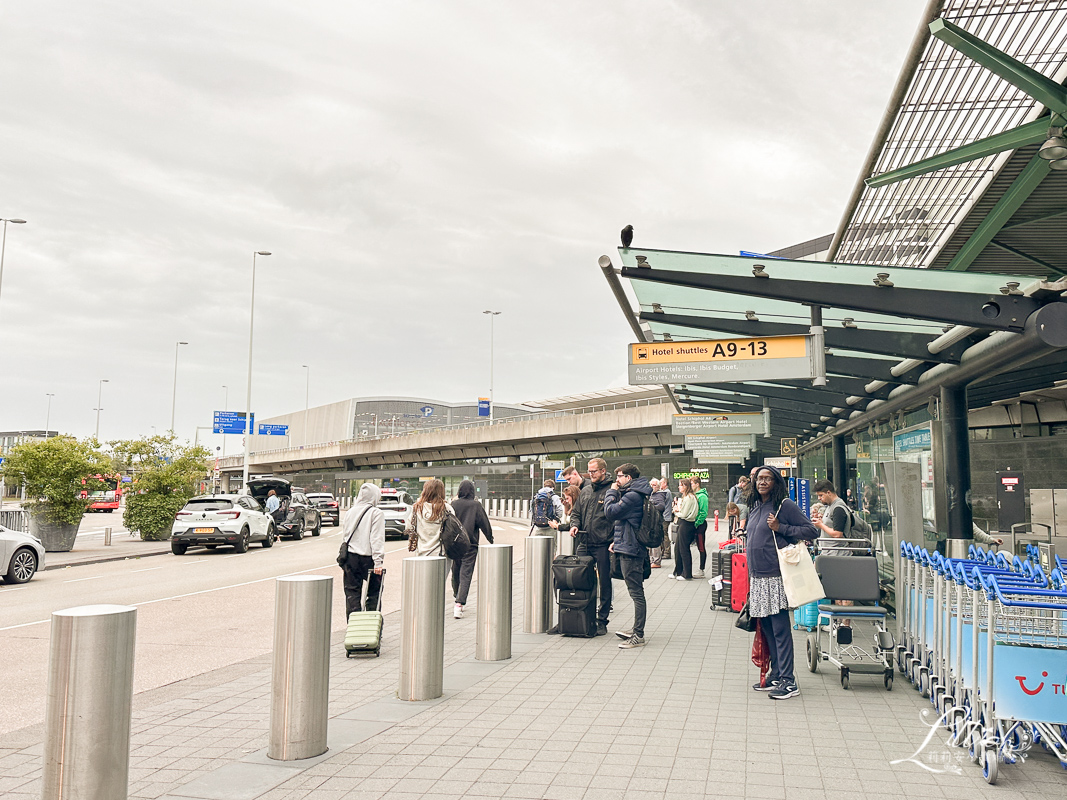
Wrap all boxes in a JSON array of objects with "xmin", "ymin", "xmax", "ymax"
[{"xmin": 344, "ymin": 506, "xmax": 373, "ymax": 548}]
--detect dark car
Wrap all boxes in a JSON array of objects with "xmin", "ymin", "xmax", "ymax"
[
  {"xmin": 306, "ymin": 492, "xmax": 340, "ymax": 526},
  {"xmin": 247, "ymin": 477, "xmax": 321, "ymax": 540}
]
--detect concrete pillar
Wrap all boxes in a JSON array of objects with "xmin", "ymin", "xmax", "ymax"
[
  {"xmin": 831, "ymin": 435, "xmax": 847, "ymax": 497},
  {"xmin": 941, "ymin": 385, "xmax": 973, "ymax": 558}
]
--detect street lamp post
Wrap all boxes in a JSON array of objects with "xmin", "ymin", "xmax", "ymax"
[
  {"xmin": 302, "ymin": 365, "xmax": 310, "ymax": 447},
  {"xmin": 170, "ymin": 341, "xmax": 188, "ymax": 433},
  {"xmin": 221, "ymin": 385, "xmax": 228, "ymax": 458},
  {"xmin": 243, "ymin": 251, "xmax": 271, "ymax": 490},
  {"xmin": 45, "ymin": 393, "xmax": 55, "ymax": 435},
  {"xmin": 0, "ymin": 217, "xmax": 27, "ymax": 319},
  {"xmin": 94, "ymin": 379, "xmax": 109, "ymax": 440},
  {"xmin": 483, "ymin": 310, "xmax": 501, "ymax": 422}
]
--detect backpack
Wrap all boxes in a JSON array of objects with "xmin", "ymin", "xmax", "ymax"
[
  {"xmin": 532, "ymin": 494, "xmax": 557, "ymax": 528},
  {"xmin": 440, "ymin": 511, "xmax": 471, "ymax": 560},
  {"xmin": 848, "ymin": 508, "xmax": 872, "ymax": 538},
  {"xmin": 635, "ymin": 495, "xmax": 665, "ymax": 549}
]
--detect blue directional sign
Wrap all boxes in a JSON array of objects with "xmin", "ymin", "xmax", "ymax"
[
  {"xmin": 555, "ymin": 470, "xmax": 566, "ymax": 482},
  {"xmin": 258, "ymin": 424, "xmax": 289, "ymax": 436},
  {"xmin": 478, "ymin": 398, "xmax": 490, "ymax": 417},
  {"xmin": 419, "ymin": 406, "xmax": 435, "ymax": 417},
  {"xmin": 213, "ymin": 411, "xmax": 254, "ymax": 434}
]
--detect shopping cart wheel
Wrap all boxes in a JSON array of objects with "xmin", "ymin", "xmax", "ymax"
[
  {"xmin": 884, "ymin": 669, "xmax": 893, "ymax": 691},
  {"xmin": 806, "ymin": 635, "xmax": 819, "ymax": 673},
  {"xmin": 840, "ymin": 667, "xmax": 850, "ymax": 690},
  {"xmin": 982, "ymin": 748, "xmax": 998, "ymax": 784},
  {"xmin": 918, "ymin": 667, "xmax": 930, "ymax": 698}
]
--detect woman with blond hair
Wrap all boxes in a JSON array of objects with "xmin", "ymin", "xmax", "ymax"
[{"xmin": 407, "ymin": 479, "xmax": 455, "ymax": 557}]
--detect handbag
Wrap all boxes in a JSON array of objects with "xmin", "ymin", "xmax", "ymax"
[
  {"xmin": 337, "ymin": 506, "xmax": 372, "ymax": 566},
  {"xmin": 735, "ymin": 601, "xmax": 757, "ymax": 632},
  {"xmin": 406, "ymin": 508, "xmax": 419, "ymax": 552},
  {"xmin": 775, "ymin": 538, "xmax": 826, "ymax": 608}
]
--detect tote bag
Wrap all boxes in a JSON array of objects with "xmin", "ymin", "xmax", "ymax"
[{"xmin": 775, "ymin": 539, "xmax": 825, "ymax": 608}]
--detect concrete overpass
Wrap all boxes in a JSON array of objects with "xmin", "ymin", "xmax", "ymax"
[{"xmin": 218, "ymin": 400, "xmax": 680, "ymax": 478}]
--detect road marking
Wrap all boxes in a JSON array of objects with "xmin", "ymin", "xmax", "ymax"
[
  {"xmin": 0, "ymin": 586, "xmax": 24, "ymax": 594},
  {"xmin": 176, "ymin": 559, "xmax": 207, "ymax": 566},
  {"xmin": 130, "ymin": 566, "xmax": 165, "ymax": 573},
  {"xmin": 63, "ymin": 575, "xmax": 105, "ymax": 583}
]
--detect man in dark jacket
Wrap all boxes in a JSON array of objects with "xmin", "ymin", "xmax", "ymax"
[
  {"xmin": 648, "ymin": 478, "xmax": 672, "ymax": 567},
  {"xmin": 604, "ymin": 463, "xmax": 653, "ymax": 649},
  {"xmin": 568, "ymin": 458, "xmax": 614, "ymax": 635},
  {"xmin": 451, "ymin": 480, "xmax": 494, "ymax": 619}
]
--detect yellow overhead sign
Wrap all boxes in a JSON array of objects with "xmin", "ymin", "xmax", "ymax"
[{"xmin": 630, "ymin": 336, "xmax": 807, "ymax": 365}]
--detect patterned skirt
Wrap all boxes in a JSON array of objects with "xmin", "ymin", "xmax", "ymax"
[{"xmin": 749, "ymin": 575, "xmax": 790, "ymax": 618}]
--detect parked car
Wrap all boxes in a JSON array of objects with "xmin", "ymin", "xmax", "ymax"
[
  {"xmin": 380, "ymin": 488, "xmax": 415, "ymax": 539},
  {"xmin": 306, "ymin": 492, "xmax": 340, "ymax": 526},
  {"xmin": 247, "ymin": 477, "xmax": 321, "ymax": 539},
  {"xmin": 0, "ymin": 524, "xmax": 45, "ymax": 583},
  {"xmin": 171, "ymin": 494, "xmax": 275, "ymax": 554}
]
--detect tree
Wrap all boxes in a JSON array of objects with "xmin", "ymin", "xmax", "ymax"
[
  {"xmin": 0, "ymin": 436, "xmax": 111, "ymax": 526},
  {"xmin": 112, "ymin": 434, "xmax": 211, "ymax": 540}
]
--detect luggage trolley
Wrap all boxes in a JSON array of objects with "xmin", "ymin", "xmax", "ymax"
[
  {"xmin": 806, "ymin": 538, "xmax": 895, "ymax": 690},
  {"xmin": 964, "ymin": 571, "xmax": 1067, "ymax": 784}
]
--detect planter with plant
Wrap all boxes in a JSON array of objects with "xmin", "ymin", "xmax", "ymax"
[{"xmin": 0, "ymin": 436, "xmax": 111, "ymax": 551}]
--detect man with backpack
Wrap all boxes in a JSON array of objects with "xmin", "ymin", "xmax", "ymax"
[
  {"xmin": 569, "ymin": 458, "xmax": 616, "ymax": 636},
  {"xmin": 531, "ymin": 480, "xmax": 564, "ymax": 535},
  {"xmin": 648, "ymin": 478, "xmax": 672, "ymax": 567},
  {"xmin": 604, "ymin": 463, "xmax": 656, "ymax": 650},
  {"xmin": 812, "ymin": 479, "xmax": 864, "ymax": 642}
]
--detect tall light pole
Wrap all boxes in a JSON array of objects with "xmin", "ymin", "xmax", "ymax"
[
  {"xmin": 483, "ymin": 310, "xmax": 501, "ymax": 422},
  {"xmin": 94, "ymin": 379, "xmax": 109, "ymax": 440},
  {"xmin": 221, "ymin": 385, "xmax": 228, "ymax": 458},
  {"xmin": 243, "ymin": 251, "xmax": 271, "ymax": 490},
  {"xmin": 45, "ymin": 393, "xmax": 55, "ymax": 435},
  {"xmin": 170, "ymin": 341, "xmax": 188, "ymax": 433},
  {"xmin": 302, "ymin": 364, "xmax": 310, "ymax": 447},
  {"xmin": 0, "ymin": 218, "xmax": 27, "ymax": 318}
]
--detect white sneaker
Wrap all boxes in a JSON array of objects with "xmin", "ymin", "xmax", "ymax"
[{"xmin": 454, "ymin": 604, "xmax": 463, "ymax": 619}]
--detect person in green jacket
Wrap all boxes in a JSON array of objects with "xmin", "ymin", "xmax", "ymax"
[{"xmin": 691, "ymin": 476, "xmax": 709, "ymax": 578}]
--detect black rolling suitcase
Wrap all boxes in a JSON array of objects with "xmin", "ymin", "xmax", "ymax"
[
  {"xmin": 709, "ymin": 549, "xmax": 732, "ymax": 610},
  {"xmin": 558, "ymin": 588, "xmax": 597, "ymax": 637}
]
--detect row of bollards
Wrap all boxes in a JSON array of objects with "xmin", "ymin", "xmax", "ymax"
[{"xmin": 40, "ymin": 537, "xmax": 551, "ymax": 798}]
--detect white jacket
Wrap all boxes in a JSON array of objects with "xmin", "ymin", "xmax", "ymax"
[
  {"xmin": 409, "ymin": 501, "xmax": 455, "ymax": 557},
  {"xmin": 342, "ymin": 484, "xmax": 386, "ymax": 568}
]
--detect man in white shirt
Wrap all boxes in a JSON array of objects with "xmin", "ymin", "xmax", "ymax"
[{"xmin": 340, "ymin": 483, "xmax": 386, "ymax": 617}]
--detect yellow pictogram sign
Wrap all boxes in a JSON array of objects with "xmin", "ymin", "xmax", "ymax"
[{"xmin": 781, "ymin": 438, "xmax": 797, "ymax": 456}]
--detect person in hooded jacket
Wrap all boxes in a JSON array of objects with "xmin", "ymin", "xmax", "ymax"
[
  {"xmin": 746, "ymin": 465, "xmax": 817, "ymax": 700},
  {"xmin": 451, "ymin": 480, "xmax": 494, "ymax": 619},
  {"xmin": 603, "ymin": 463, "xmax": 652, "ymax": 649},
  {"xmin": 568, "ymin": 457, "xmax": 615, "ymax": 635},
  {"xmin": 339, "ymin": 483, "xmax": 386, "ymax": 618},
  {"xmin": 531, "ymin": 480, "xmax": 565, "ymax": 534}
]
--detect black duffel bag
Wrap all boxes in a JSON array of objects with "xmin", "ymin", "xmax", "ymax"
[{"xmin": 551, "ymin": 554, "xmax": 597, "ymax": 591}]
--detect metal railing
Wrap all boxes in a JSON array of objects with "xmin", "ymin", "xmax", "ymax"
[{"xmin": 0, "ymin": 509, "xmax": 28, "ymax": 532}]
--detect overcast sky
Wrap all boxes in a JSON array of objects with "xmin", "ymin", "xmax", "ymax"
[{"xmin": 1, "ymin": 1, "xmax": 928, "ymax": 447}]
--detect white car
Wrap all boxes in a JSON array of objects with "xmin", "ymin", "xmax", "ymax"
[
  {"xmin": 170, "ymin": 494, "xmax": 275, "ymax": 555},
  {"xmin": 0, "ymin": 525, "xmax": 46, "ymax": 583},
  {"xmin": 380, "ymin": 488, "xmax": 415, "ymax": 539}
]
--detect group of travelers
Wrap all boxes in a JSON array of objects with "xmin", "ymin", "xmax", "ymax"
[{"xmin": 336, "ymin": 461, "xmax": 883, "ymax": 700}]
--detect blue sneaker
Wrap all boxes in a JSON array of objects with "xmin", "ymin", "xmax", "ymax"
[{"xmin": 769, "ymin": 682, "xmax": 800, "ymax": 700}]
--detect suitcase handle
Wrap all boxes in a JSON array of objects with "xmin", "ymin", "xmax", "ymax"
[{"xmin": 367, "ymin": 567, "xmax": 386, "ymax": 612}]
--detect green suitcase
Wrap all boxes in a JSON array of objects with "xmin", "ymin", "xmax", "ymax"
[{"xmin": 344, "ymin": 568, "xmax": 385, "ymax": 658}]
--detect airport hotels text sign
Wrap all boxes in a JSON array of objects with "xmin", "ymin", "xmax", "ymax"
[
  {"xmin": 628, "ymin": 335, "xmax": 815, "ymax": 384},
  {"xmin": 672, "ymin": 413, "xmax": 766, "ymax": 436}
]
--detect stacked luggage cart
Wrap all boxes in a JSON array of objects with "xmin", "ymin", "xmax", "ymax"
[{"xmin": 897, "ymin": 541, "xmax": 1067, "ymax": 784}]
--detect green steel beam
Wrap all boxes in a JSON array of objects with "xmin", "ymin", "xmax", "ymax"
[
  {"xmin": 945, "ymin": 153, "xmax": 1051, "ymax": 271},
  {"xmin": 1003, "ymin": 207, "xmax": 1067, "ymax": 230},
  {"xmin": 865, "ymin": 119, "xmax": 1048, "ymax": 188},
  {"xmin": 930, "ymin": 18, "xmax": 1067, "ymax": 117},
  {"xmin": 989, "ymin": 240, "xmax": 1067, "ymax": 277}
]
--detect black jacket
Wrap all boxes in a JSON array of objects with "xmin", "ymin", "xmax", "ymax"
[
  {"xmin": 746, "ymin": 465, "xmax": 816, "ymax": 578},
  {"xmin": 570, "ymin": 475, "xmax": 614, "ymax": 546},
  {"xmin": 452, "ymin": 480, "xmax": 493, "ymax": 545}
]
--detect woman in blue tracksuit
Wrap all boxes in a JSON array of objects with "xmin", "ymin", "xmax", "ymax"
[{"xmin": 746, "ymin": 465, "xmax": 816, "ymax": 700}]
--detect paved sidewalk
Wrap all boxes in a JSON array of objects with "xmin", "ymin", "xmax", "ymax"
[
  {"xmin": 3, "ymin": 553, "xmax": 1066, "ymax": 799},
  {"xmin": 43, "ymin": 533, "xmax": 171, "ymax": 570}
]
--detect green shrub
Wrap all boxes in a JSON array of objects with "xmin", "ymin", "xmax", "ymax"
[
  {"xmin": 123, "ymin": 493, "xmax": 187, "ymax": 541},
  {"xmin": 0, "ymin": 436, "xmax": 111, "ymax": 526}
]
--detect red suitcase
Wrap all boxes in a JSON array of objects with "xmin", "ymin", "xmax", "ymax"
[{"xmin": 730, "ymin": 552, "xmax": 749, "ymax": 612}]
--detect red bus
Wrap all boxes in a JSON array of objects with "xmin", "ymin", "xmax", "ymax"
[{"xmin": 80, "ymin": 475, "xmax": 122, "ymax": 512}]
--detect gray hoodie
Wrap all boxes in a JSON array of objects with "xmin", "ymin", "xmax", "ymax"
[{"xmin": 342, "ymin": 483, "xmax": 386, "ymax": 568}]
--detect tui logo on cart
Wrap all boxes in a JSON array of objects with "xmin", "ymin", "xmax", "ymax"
[{"xmin": 993, "ymin": 645, "xmax": 1067, "ymax": 722}]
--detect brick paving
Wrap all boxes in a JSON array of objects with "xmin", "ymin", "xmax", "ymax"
[{"xmin": 3, "ymin": 549, "xmax": 1067, "ymax": 800}]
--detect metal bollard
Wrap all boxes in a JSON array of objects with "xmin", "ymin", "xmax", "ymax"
[
  {"xmin": 523, "ymin": 535, "xmax": 554, "ymax": 633},
  {"xmin": 476, "ymin": 544, "xmax": 513, "ymax": 661},
  {"xmin": 555, "ymin": 526, "xmax": 575, "ymax": 557},
  {"xmin": 398, "ymin": 556, "xmax": 446, "ymax": 700},
  {"xmin": 268, "ymin": 575, "xmax": 332, "ymax": 761},
  {"xmin": 104, "ymin": 526, "xmax": 112, "ymax": 546},
  {"xmin": 522, "ymin": 499, "xmax": 529, "ymax": 519},
  {"xmin": 43, "ymin": 604, "xmax": 137, "ymax": 800}
]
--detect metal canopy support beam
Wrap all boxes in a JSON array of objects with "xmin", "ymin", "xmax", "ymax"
[
  {"xmin": 683, "ymin": 386, "xmax": 851, "ymax": 414},
  {"xmin": 989, "ymin": 240, "xmax": 1067, "ymax": 278},
  {"xmin": 1003, "ymin": 207, "xmax": 1067, "ymax": 230},
  {"xmin": 946, "ymin": 154, "xmax": 1052, "ymax": 272},
  {"xmin": 696, "ymin": 376, "xmax": 891, "ymax": 401},
  {"xmin": 621, "ymin": 266, "xmax": 1039, "ymax": 331},
  {"xmin": 930, "ymin": 18, "xmax": 1067, "ymax": 117},
  {"xmin": 865, "ymin": 118, "xmax": 1049, "ymax": 188},
  {"xmin": 831, "ymin": 436, "xmax": 848, "ymax": 498},
  {"xmin": 941, "ymin": 384, "xmax": 973, "ymax": 555},
  {"xmin": 643, "ymin": 311, "xmax": 966, "ymax": 363},
  {"xmin": 824, "ymin": 354, "xmax": 922, "ymax": 385}
]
